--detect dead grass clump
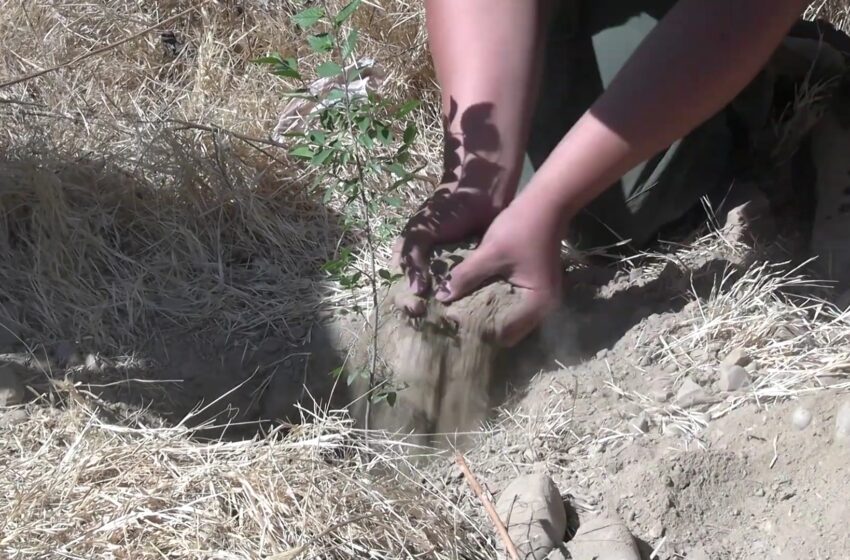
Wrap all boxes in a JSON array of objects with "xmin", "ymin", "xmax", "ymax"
[
  {"xmin": 0, "ymin": 397, "xmax": 494, "ymax": 559},
  {"xmin": 0, "ymin": 0, "xmax": 437, "ymax": 349}
]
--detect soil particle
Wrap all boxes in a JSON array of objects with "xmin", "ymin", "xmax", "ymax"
[
  {"xmin": 495, "ymin": 473, "xmax": 567, "ymax": 560},
  {"xmin": 0, "ymin": 362, "xmax": 25, "ymax": 407},
  {"xmin": 566, "ymin": 515, "xmax": 640, "ymax": 560},
  {"xmin": 719, "ymin": 364, "xmax": 750, "ymax": 392}
]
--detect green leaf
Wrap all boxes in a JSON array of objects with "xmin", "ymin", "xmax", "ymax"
[
  {"xmin": 307, "ymin": 33, "xmax": 334, "ymax": 53},
  {"xmin": 316, "ymin": 61, "xmax": 343, "ymax": 78},
  {"xmin": 403, "ymin": 123, "xmax": 418, "ymax": 145},
  {"xmin": 395, "ymin": 100, "xmax": 420, "ymax": 118},
  {"xmin": 334, "ymin": 0, "xmax": 362, "ymax": 25},
  {"xmin": 292, "ymin": 6, "xmax": 324, "ymax": 29},
  {"xmin": 290, "ymin": 145, "xmax": 316, "ymax": 159},
  {"xmin": 311, "ymin": 148, "xmax": 333, "ymax": 166},
  {"xmin": 378, "ymin": 268, "xmax": 392, "ymax": 280},
  {"xmin": 308, "ymin": 130, "xmax": 327, "ymax": 144},
  {"xmin": 322, "ymin": 188, "xmax": 334, "ymax": 204},
  {"xmin": 341, "ymin": 28, "xmax": 359, "ymax": 59},
  {"xmin": 330, "ymin": 366, "xmax": 344, "ymax": 379},
  {"xmin": 251, "ymin": 54, "xmax": 283, "ymax": 65},
  {"xmin": 326, "ymin": 88, "xmax": 347, "ymax": 102},
  {"xmin": 271, "ymin": 57, "xmax": 301, "ymax": 79},
  {"xmin": 357, "ymin": 133, "xmax": 374, "ymax": 149},
  {"xmin": 375, "ymin": 124, "xmax": 392, "ymax": 145},
  {"xmin": 355, "ymin": 115, "xmax": 371, "ymax": 132},
  {"xmin": 385, "ymin": 163, "xmax": 406, "ymax": 177},
  {"xmin": 385, "ymin": 196, "xmax": 402, "ymax": 208},
  {"xmin": 385, "ymin": 391, "xmax": 397, "ymax": 407},
  {"xmin": 281, "ymin": 89, "xmax": 316, "ymax": 100}
]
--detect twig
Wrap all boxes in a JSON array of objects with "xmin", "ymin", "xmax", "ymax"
[
  {"xmin": 454, "ymin": 452, "xmax": 520, "ymax": 560},
  {"xmin": 266, "ymin": 512, "xmax": 379, "ymax": 560},
  {"xmin": 769, "ymin": 434, "xmax": 779, "ymax": 469},
  {"xmin": 0, "ymin": 6, "xmax": 200, "ymax": 89}
]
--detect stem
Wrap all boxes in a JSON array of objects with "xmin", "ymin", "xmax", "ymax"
[{"xmin": 328, "ymin": 8, "xmax": 380, "ymax": 434}]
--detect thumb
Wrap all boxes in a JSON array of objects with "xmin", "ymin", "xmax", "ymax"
[{"xmin": 435, "ymin": 245, "xmax": 503, "ymax": 303}]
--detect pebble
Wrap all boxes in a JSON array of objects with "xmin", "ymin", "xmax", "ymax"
[
  {"xmin": 755, "ymin": 487, "xmax": 766, "ymax": 497},
  {"xmin": 649, "ymin": 380, "xmax": 674, "ymax": 403},
  {"xmin": 721, "ymin": 347, "xmax": 752, "ymax": 368},
  {"xmin": 835, "ymin": 399, "xmax": 850, "ymax": 441},
  {"xmin": 675, "ymin": 378, "xmax": 710, "ymax": 408},
  {"xmin": 495, "ymin": 473, "xmax": 567, "ymax": 560},
  {"xmin": 0, "ymin": 362, "xmax": 25, "ymax": 407},
  {"xmin": 791, "ymin": 406, "xmax": 813, "ymax": 431},
  {"xmin": 719, "ymin": 364, "xmax": 750, "ymax": 392}
]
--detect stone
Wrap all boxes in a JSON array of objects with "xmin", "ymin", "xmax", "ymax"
[
  {"xmin": 649, "ymin": 380, "xmax": 673, "ymax": 403},
  {"xmin": 495, "ymin": 473, "xmax": 567, "ymax": 560},
  {"xmin": 721, "ymin": 347, "xmax": 752, "ymax": 368},
  {"xmin": 0, "ymin": 362, "xmax": 25, "ymax": 407},
  {"xmin": 566, "ymin": 515, "xmax": 640, "ymax": 560},
  {"xmin": 675, "ymin": 378, "xmax": 710, "ymax": 408},
  {"xmin": 836, "ymin": 399, "xmax": 850, "ymax": 441},
  {"xmin": 719, "ymin": 364, "xmax": 750, "ymax": 392},
  {"xmin": 791, "ymin": 406, "xmax": 813, "ymax": 430}
]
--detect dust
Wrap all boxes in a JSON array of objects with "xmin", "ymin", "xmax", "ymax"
[{"xmin": 346, "ymin": 245, "xmax": 527, "ymax": 448}]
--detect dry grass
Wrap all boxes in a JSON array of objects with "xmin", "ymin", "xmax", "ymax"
[
  {"xmin": 0, "ymin": 0, "xmax": 438, "ymax": 349},
  {"xmin": 2, "ymin": 1, "xmax": 850, "ymax": 558}
]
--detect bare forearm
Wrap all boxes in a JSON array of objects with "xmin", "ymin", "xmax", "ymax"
[
  {"xmin": 525, "ymin": 0, "xmax": 806, "ymax": 226},
  {"xmin": 426, "ymin": 0, "xmax": 546, "ymax": 205}
]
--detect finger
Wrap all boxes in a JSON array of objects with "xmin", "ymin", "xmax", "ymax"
[
  {"xmin": 493, "ymin": 288, "xmax": 559, "ymax": 347},
  {"xmin": 399, "ymin": 229, "xmax": 433, "ymax": 296},
  {"xmin": 435, "ymin": 244, "xmax": 503, "ymax": 303}
]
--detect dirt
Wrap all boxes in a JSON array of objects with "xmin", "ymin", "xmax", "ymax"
[{"xmin": 345, "ymin": 244, "xmax": 525, "ymax": 448}]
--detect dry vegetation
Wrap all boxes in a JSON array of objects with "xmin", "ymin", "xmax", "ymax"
[{"xmin": 1, "ymin": 1, "xmax": 850, "ymax": 558}]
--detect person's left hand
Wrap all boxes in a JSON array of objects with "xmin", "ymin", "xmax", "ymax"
[{"xmin": 433, "ymin": 193, "xmax": 564, "ymax": 346}]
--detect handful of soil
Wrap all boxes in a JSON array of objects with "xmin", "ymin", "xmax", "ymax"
[{"xmin": 347, "ymin": 244, "xmax": 524, "ymax": 448}]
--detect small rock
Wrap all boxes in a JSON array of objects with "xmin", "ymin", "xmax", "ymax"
[
  {"xmin": 835, "ymin": 399, "xmax": 850, "ymax": 441},
  {"xmin": 675, "ymin": 378, "xmax": 710, "ymax": 408},
  {"xmin": 566, "ymin": 516, "xmax": 641, "ymax": 560},
  {"xmin": 596, "ymin": 348, "xmax": 609, "ymax": 360},
  {"xmin": 755, "ymin": 487, "xmax": 766, "ymax": 497},
  {"xmin": 0, "ymin": 363, "xmax": 25, "ymax": 407},
  {"xmin": 495, "ymin": 473, "xmax": 567, "ymax": 560},
  {"xmin": 721, "ymin": 347, "xmax": 752, "ymax": 368},
  {"xmin": 0, "ymin": 408, "xmax": 27, "ymax": 428},
  {"xmin": 646, "ymin": 521, "xmax": 665, "ymax": 541},
  {"xmin": 791, "ymin": 407, "xmax": 813, "ymax": 431},
  {"xmin": 719, "ymin": 364, "xmax": 750, "ymax": 392}
]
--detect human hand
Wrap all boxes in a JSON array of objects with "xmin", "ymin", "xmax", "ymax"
[{"xmin": 432, "ymin": 193, "xmax": 564, "ymax": 347}]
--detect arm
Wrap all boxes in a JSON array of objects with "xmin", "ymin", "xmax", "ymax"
[
  {"xmin": 440, "ymin": 0, "xmax": 808, "ymax": 345},
  {"xmin": 525, "ymin": 0, "xmax": 808, "ymax": 228},
  {"xmin": 396, "ymin": 0, "xmax": 547, "ymax": 300}
]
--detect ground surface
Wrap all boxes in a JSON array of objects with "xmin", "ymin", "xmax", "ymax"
[{"xmin": 2, "ymin": 1, "xmax": 850, "ymax": 558}]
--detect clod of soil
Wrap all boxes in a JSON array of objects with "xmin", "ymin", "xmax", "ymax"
[
  {"xmin": 347, "ymin": 244, "xmax": 523, "ymax": 447},
  {"xmin": 791, "ymin": 406, "xmax": 813, "ymax": 430},
  {"xmin": 719, "ymin": 364, "xmax": 751, "ymax": 392},
  {"xmin": 565, "ymin": 515, "xmax": 640, "ymax": 560},
  {"xmin": 836, "ymin": 399, "xmax": 850, "ymax": 440},
  {"xmin": 721, "ymin": 347, "xmax": 752, "ymax": 368},
  {"xmin": 0, "ymin": 362, "xmax": 25, "ymax": 407},
  {"xmin": 675, "ymin": 378, "xmax": 710, "ymax": 408},
  {"xmin": 494, "ymin": 472, "xmax": 567, "ymax": 560}
]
